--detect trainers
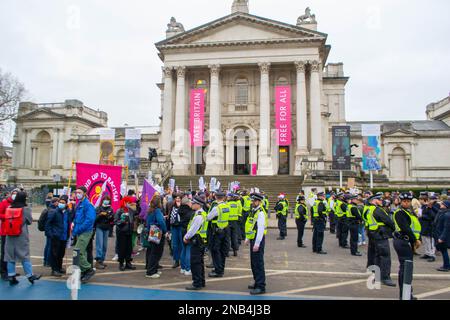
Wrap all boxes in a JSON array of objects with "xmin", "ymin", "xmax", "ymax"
[
  {"xmin": 27, "ymin": 274, "xmax": 42, "ymax": 285},
  {"xmin": 184, "ymin": 270, "xmax": 192, "ymax": 276},
  {"xmin": 180, "ymin": 269, "xmax": 186, "ymax": 274},
  {"xmin": 157, "ymin": 271, "xmax": 162, "ymax": 275},
  {"xmin": 112, "ymin": 254, "xmax": 119, "ymax": 261},
  {"xmin": 146, "ymin": 273, "xmax": 160, "ymax": 279}
]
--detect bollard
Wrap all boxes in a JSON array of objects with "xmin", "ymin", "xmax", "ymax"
[
  {"xmin": 66, "ymin": 248, "xmax": 81, "ymax": 300},
  {"xmin": 402, "ymin": 260, "xmax": 413, "ymax": 300}
]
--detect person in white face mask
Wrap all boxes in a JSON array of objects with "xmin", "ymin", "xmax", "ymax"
[{"xmin": 0, "ymin": 189, "xmax": 19, "ymax": 280}]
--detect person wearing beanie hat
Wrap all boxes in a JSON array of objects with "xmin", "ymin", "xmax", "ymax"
[
  {"xmin": 245, "ymin": 193, "xmax": 267, "ymax": 295},
  {"xmin": 434, "ymin": 201, "xmax": 450, "ymax": 272},
  {"xmin": 72, "ymin": 186, "xmax": 96, "ymax": 283},
  {"xmin": 183, "ymin": 196, "xmax": 208, "ymax": 290}
]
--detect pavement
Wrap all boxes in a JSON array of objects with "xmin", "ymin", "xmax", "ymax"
[{"xmin": 1, "ymin": 216, "xmax": 450, "ymax": 300}]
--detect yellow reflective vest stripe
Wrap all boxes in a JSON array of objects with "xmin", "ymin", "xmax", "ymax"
[
  {"xmin": 276, "ymin": 200, "xmax": 289, "ymax": 216},
  {"xmin": 334, "ymin": 200, "xmax": 345, "ymax": 218},
  {"xmin": 295, "ymin": 203, "xmax": 308, "ymax": 219},
  {"xmin": 227, "ymin": 200, "xmax": 240, "ymax": 221},
  {"xmin": 366, "ymin": 205, "xmax": 388, "ymax": 231},
  {"xmin": 187, "ymin": 210, "xmax": 208, "ymax": 240},
  {"xmin": 393, "ymin": 209, "xmax": 422, "ymax": 240},
  {"xmin": 216, "ymin": 202, "xmax": 230, "ymax": 229},
  {"xmin": 245, "ymin": 207, "xmax": 268, "ymax": 240}
]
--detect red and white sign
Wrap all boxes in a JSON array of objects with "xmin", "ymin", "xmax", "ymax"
[
  {"xmin": 190, "ymin": 89, "xmax": 205, "ymax": 147},
  {"xmin": 275, "ymin": 86, "xmax": 292, "ymax": 146}
]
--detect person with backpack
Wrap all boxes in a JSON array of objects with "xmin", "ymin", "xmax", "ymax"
[
  {"xmin": 72, "ymin": 186, "xmax": 96, "ymax": 283},
  {"xmin": 4, "ymin": 191, "xmax": 41, "ymax": 286},
  {"xmin": 0, "ymin": 188, "xmax": 19, "ymax": 281},
  {"xmin": 45, "ymin": 195, "xmax": 72, "ymax": 277},
  {"xmin": 95, "ymin": 195, "xmax": 114, "ymax": 270},
  {"xmin": 40, "ymin": 197, "xmax": 59, "ymax": 267}
]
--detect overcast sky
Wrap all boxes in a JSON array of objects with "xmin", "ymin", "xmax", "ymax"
[{"xmin": 1, "ymin": 0, "xmax": 449, "ymax": 134}]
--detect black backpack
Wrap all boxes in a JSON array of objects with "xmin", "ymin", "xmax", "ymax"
[{"xmin": 37, "ymin": 208, "xmax": 49, "ymax": 232}]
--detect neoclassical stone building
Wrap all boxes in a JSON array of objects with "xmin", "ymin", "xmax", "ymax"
[{"xmin": 9, "ymin": 1, "xmax": 450, "ymax": 189}]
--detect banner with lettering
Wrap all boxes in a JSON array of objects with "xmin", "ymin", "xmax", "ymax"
[
  {"xmin": 361, "ymin": 124, "xmax": 382, "ymax": 171},
  {"xmin": 125, "ymin": 129, "xmax": 141, "ymax": 171},
  {"xmin": 275, "ymin": 86, "xmax": 292, "ymax": 146},
  {"xmin": 76, "ymin": 162, "xmax": 122, "ymax": 211},
  {"xmin": 190, "ymin": 89, "xmax": 205, "ymax": 147},
  {"xmin": 332, "ymin": 126, "xmax": 351, "ymax": 170},
  {"xmin": 99, "ymin": 128, "xmax": 115, "ymax": 165}
]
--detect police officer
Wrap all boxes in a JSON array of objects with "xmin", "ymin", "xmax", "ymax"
[
  {"xmin": 245, "ymin": 193, "xmax": 267, "ymax": 295},
  {"xmin": 227, "ymin": 193, "xmax": 242, "ymax": 257},
  {"xmin": 261, "ymin": 191, "xmax": 269, "ymax": 216},
  {"xmin": 275, "ymin": 194, "xmax": 288, "ymax": 240},
  {"xmin": 327, "ymin": 192, "xmax": 336, "ymax": 234},
  {"xmin": 206, "ymin": 192, "xmax": 218, "ymax": 269},
  {"xmin": 240, "ymin": 190, "xmax": 251, "ymax": 243},
  {"xmin": 339, "ymin": 194, "xmax": 351, "ymax": 249},
  {"xmin": 366, "ymin": 192, "xmax": 396, "ymax": 287},
  {"xmin": 346, "ymin": 195, "xmax": 363, "ymax": 256},
  {"xmin": 334, "ymin": 192, "xmax": 345, "ymax": 243},
  {"xmin": 207, "ymin": 190, "xmax": 230, "ymax": 277},
  {"xmin": 312, "ymin": 192, "xmax": 327, "ymax": 254},
  {"xmin": 295, "ymin": 196, "xmax": 308, "ymax": 248},
  {"xmin": 183, "ymin": 196, "xmax": 209, "ymax": 290},
  {"xmin": 393, "ymin": 192, "xmax": 422, "ymax": 299}
]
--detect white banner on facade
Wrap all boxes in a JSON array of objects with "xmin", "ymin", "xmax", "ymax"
[
  {"xmin": 361, "ymin": 124, "xmax": 381, "ymax": 137},
  {"xmin": 125, "ymin": 129, "xmax": 142, "ymax": 140},
  {"xmin": 98, "ymin": 128, "xmax": 115, "ymax": 140}
]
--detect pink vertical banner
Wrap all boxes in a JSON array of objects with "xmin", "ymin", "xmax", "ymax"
[
  {"xmin": 251, "ymin": 164, "xmax": 257, "ymax": 176},
  {"xmin": 190, "ymin": 89, "xmax": 205, "ymax": 146},
  {"xmin": 275, "ymin": 86, "xmax": 292, "ymax": 146}
]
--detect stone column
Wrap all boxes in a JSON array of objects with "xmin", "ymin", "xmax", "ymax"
[
  {"xmin": 205, "ymin": 64, "xmax": 224, "ymax": 175},
  {"xmin": 172, "ymin": 66, "xmax": 190, "ymax": 175},
  {"xmin": 161, "ymin": 67, "xmax": 174, "ymax": 155},
  {"xmin": 25, "ymin": 130, "xmax": 32, "ymax": 168},
  {"xmin": 58, "ymin": 129, "xmax": 64, "ymax": 167},
  {"xmin": 52, "ymin": 129, "xmax": 58, "ymax": 167},
  {"xmin": 21, "ymin": 129, "xmax": 27, "ymax": 167},
  {"xmin": 310, "ymin": 60, "xmax": 323, "ymax": 155},
  {"xmin": 294, "ymin": 61, "xmax": 308, "ymax": 175},
  {"xmin": 257, "ymin": 62, "xmax": 273, "ymax": 175}
]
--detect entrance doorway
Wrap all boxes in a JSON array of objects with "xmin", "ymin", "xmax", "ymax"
[
  {"xmin": 195, "ymin": 146, "xmax": 206, "ymax": 175},
  {"xmin": 278, "ymin": 146, "xmax": 289, "ymax": 175},
  {"xmin": 233, "ymin": 130, "xmax": 250, "ymax": 175}
]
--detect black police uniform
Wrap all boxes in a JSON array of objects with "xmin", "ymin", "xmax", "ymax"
[
  {"xmin": 312, "ymin": 200, "xmax": 327, "ymax": 253},
  {"xmin": 295, "ymin": 203, "xmax": 308, "ymax": 247},
  {"xmin": 275, "ymin": 200, "xmax": 288, "ymax": 239},
  {"xmin": 328, "ymin": 197, "xmax": 336, "ymax": 234},
  {"xmin": 368, "ymin": 206, "xmax": 396, "ymax": 283},
  {"xmin": 393, "ymin": 208, "xmax": 419, "ymax": 299},
  {"xmin": 209, "ymin": 202, "xmax": 229, "ymax": 277},
  {"xmin": 348, "ymin": 203, "xmax": 363, "ymax": 255}
]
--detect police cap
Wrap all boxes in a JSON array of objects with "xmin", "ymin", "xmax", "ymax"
[
  {"xmin": 368, "ymin": 192, "xmax": 383, "ymax": 202},
  {"xmin": 399, "ymin": 192, "xmax": 413, "ymax": 201},
  {"xmin": 250, "ymin": 193, "xmax": 264, "ymax": 202},
  {"xmin": 192, "ymin": 196, "xmax": 206, "ymax": 207}
]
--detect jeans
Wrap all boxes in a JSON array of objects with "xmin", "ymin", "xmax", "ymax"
[
  {"xmin": 181, "ymin": 243, "xmax": 191, "ymax": 271},
  {"xmin": 358, "ymin": 225, "xmax": 366, "ymax": 243},
  {"xmin": 171, "ymin": 226, "xmax": 183, "ymax": 262},
  {"xmin": 8, "ymin": 260, "xmax": 33, "ymax": 277},
  {"xmin": 437, "ymin": 243, "xmax": 450, "ymax": 269},
  {"xmin": 44, "ymin": 237, "xmax": 52, "ymax": 265},
  {"xmin": 95, "ymin": 227, "xmax": 109, "ymax": 262}
]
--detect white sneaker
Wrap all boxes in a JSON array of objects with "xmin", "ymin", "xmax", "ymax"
[
  {"xmin": 146, "ymin": 273, "xmax": 160, "ymax": 279},
  {"xmin": 358, "ymin": 242, "xmax": 362, "ymax": 246},
  {"xmin": 184, "ymin": 270, "xmax": 192, "ymax": 276},
  {"xmin": 112, "ymin": 254, "xmax": 119, "ymax": 261},
  {"xmin": 157, "ymin": 271, "xmax": 162, "ymax": 275},
  {"xmin": 180, "ymin": 269, "xmax": 186, "ymax": 274},
  {"xmin": 363, "ymin": 241, "xmax": 367, "ymax": 245}
]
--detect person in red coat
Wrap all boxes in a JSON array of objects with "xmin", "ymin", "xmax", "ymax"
[{"xmin": 0, "ymin": 189, "xmax": 20, "ymax": 280}]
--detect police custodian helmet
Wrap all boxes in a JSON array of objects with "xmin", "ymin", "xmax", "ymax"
[{"xmin": 399, "ymin": 192, "xmax": 413, "ymax": 200}]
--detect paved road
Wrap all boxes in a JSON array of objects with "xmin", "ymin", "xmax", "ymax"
[{"xmin": 2, "ymin": 221, "xmax": 450, "ymax": 300}]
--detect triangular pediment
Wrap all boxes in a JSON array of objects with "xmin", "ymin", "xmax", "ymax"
[
  {"xmin": 18, "ymin": 108, "xmax": 65, "ymax": 121},
  {"xmin": 383, "ymin": 128, "xmax": 418, "ymax": 137},
  {"xmin": 156, "ymin": 13, "xmax": 326, "ymax": 48}
]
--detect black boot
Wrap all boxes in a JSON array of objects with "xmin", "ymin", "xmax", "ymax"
[
  {"xmin": 9, "ymin": 276, "xmax": 19, "ymax": 286},
  {"xmin": 27, "ymin": 274, "xmax": 42, "ymax": 285},
  {"xmin": 125, "ymin": 262, "xmax": 136, "ymax": 270},
  {"xmin": 119, "ymin": 263, "xmax": 126, "ymax": 271}
]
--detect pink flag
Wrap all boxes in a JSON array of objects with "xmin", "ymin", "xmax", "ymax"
[
  {"xmin": 275, "ymin": 86, "xmax": 292, "ymax": 146},
  {"xmin": 190, "ymin": 89, "xmax": 205, "ymax": 147},
  {"xmin": 76, "ymin": 162, "xmax": 123, "ymax": 211}
]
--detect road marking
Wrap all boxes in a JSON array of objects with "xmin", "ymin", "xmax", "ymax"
[
  {"xmin": 30, "ymin": 256, "xmax": 450, "ymax": 280},
  {"xmin": 268, "ymin": 279, "xmax": 368, "ymax": 295},
  {"xmin": 415, "ymin": 287, "xmax": 450, "ymax": 299},
  {"xmin": 152, "ymin": 271, "xmax": 292, "ymax": 288}
]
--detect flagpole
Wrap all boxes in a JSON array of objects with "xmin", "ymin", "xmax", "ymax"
[
  {"xmin": 68, "ymin": 160, "xmax": 75, "ymax": 190},
  {"xmin": 124, "ymin": 165, "xmax": 129, "ymax": 193}
]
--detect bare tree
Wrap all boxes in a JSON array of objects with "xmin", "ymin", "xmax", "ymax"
[{"xmin": 0, "ymin": 68, "xmax": 26, "ymax": 122}]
